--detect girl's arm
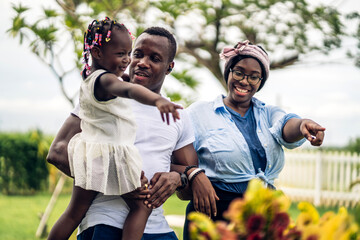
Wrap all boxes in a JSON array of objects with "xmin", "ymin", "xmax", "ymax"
[
  {"xmin": 98, "ymin": 74, "xmax": 183, "ymax": 123},
  {"xmin": 282, "ymin": 118, "xmax": 326, "ymax": 146}
]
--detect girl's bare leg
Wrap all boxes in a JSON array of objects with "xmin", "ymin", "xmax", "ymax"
[
  {"xmin": 122, "ymin": 197, "xmax": 152, "ymax": 240},
  {"xmin": 47, "ymin": 183, "xmax": 98, "ymax": 240}
]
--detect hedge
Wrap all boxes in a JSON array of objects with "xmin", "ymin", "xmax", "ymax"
[{"xmin": 0, "ymin": 130, "xmax": 51, "ymax": 194}]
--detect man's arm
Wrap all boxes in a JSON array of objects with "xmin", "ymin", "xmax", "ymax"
[
  {"xmin": 172, "ymin": 144, "xmax": 219, "ymax": 217},
  {"xmin": 46, "ymin": 114, "xmax": 81, "ymax": 176},
  {"xmin": 147, "ymin": 144, "xmax": 219, "ymax": 217},
  {"xmin": 144, "ymin": 144, "xmax": 197, "ymax": 208}
]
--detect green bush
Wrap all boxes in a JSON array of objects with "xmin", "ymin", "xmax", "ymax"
[
  {"xmin": 0, "ymin": 130, "xmax": 51, "ymax": 194},
  {"xmin": 345, "ymin": 137, "xmax": 360, "ymax": 153}
]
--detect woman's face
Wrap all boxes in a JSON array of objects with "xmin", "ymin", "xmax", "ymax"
[{"xmin": 226, "ymin": 58, "xmax": 262, "ymax": 107}]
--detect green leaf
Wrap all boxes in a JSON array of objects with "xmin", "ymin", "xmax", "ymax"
[
  {"xmin": 171, "ymin": 69, "xmax": 199, "ymax": 89},
  {"xmin": 11, "ymin": 3, "xmax": 29, "ymax": 15},
  {"xmin": 43, "ymin": 8, "xmax": 59, "ymax": 18}
]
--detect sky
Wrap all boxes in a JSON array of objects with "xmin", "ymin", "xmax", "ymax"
[{"xmin": 1, "ymin": 0, "xmax": 360, "ymax": 147}]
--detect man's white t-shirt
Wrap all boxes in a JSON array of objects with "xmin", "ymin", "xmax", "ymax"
[{"xmin": 72, "ymin": 99, "xmax": 194, "ymax": 234}]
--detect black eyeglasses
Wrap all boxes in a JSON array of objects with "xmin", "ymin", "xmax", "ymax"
[{"xmin": 230, "ymin": 69, "xmax": 262, "ymax": 86}]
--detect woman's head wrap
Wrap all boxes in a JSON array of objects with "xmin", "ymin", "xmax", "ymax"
[{"xmin": 220, "ymin": 40, "xmax": 270, "ymax": 82}]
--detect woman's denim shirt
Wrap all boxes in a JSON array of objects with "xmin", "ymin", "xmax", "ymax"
[{"xmin": 186, "ymin": 95, "xmax": 305, "ymax": 186}]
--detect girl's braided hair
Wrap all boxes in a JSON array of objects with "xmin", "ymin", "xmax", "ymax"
[{"xmin": 82, "ymin": 17, "xmax": 134, "ymax": 79}]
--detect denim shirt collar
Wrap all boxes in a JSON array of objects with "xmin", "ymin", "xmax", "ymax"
[{"xmin": 213, "ymin": 95, "xmax": 266, "ymax": 113}]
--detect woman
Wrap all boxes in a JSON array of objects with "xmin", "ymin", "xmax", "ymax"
[{"xmin": 183, "ymin": 40, "xmax": 325, "ymax": 239}]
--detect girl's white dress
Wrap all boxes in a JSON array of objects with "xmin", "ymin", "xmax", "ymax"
[{"xmin": 68, "ymin": 69, "xmax": 142, "ymax": 195}]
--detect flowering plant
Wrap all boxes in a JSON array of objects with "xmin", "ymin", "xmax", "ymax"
[{"xmin": 188, "ymin": 179, "xmax": 360, "ymax": 240}]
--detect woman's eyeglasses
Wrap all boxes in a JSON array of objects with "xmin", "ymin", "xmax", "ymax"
[{"xmin": 230, "ymin": 69, "xmax": 262, "ymax": 86}]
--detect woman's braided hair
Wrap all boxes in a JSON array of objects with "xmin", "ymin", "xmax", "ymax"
[{"xmin": 81, "ymin": 17, "xmax": 134, "ymax": 78}]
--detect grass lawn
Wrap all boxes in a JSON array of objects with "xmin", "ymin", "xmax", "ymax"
[
  {"xmin": 0, "ymin": 192, "xmax": 355, "ymax": 240},
  {"xmin": 0, "ymin": 193, "xmax": 76, "ymax": 240}
]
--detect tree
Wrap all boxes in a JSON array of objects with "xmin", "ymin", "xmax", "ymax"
[
  {"xmin": 346, "ymin": 11, "xmax": 360, "ymax": 68},
  {"xmin": 7, "ymin": 0, "xmax": 150, "ymax": 107},
  {"xmin": 8, "ymin": 0, "xmax": 345, "ymax": 105},
  {"xmin": 153, "ymin": 0, "xmax": 344, "ymax": 89}
]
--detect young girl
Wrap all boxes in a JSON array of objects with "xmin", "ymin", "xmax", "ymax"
[{"xmin": 48, "ymin": 17, "xmax": 182, "ymax": 240}]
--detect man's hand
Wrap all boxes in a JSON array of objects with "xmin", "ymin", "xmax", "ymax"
[
  {"xmin": 145, "ymin": 172, "xmax": 180, "ymax": 208},
  {"xmin": 191, "ymin": 172, "xmax": 219, "ymax": 217}
]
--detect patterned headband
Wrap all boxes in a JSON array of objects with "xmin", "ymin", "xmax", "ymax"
[{"xmin": 220, "ymin": 40, "xmax": 270, "ymax": 81}]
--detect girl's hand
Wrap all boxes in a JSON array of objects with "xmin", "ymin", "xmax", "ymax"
[
  {"xmin": 122, "ymin": 171, "xmax": 150, "ymax": 200},
  {"xmin": 140, "ymin": 170, "xmax": 149, "ymax": 190},
  {"xmin": 122, "ymin": 186, "xmax": 150, "ymax": 200},
  {"xmin": 300, "ymin": 119, "xmax": 326, "ymax": 146},
  {"xmin": 190, "ymin": 172, "xmax": 219, "ymax": 217},
  {"xmin": 155, "ymin": 98, "xmax": 183, "ymax": 124}
]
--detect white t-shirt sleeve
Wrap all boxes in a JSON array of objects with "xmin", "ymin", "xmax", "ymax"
[
  {"xmin": 71, "ymin": 103, "xmax": 80, "ymax": 117},
  {"xmin": 174, "ymin": 109, "xmax": 195, "ymax": 151}
]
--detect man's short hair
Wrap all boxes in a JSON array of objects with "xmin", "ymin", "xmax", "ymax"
[{"xmin": 142, "ymin": 27, "xmax": 177, "ymax": 62}]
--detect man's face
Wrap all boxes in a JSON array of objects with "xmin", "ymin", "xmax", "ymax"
[{"xmin": 129, "ymin": 33, "xmax": 172, "ymax": 93}]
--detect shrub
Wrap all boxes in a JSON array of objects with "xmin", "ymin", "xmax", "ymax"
[{"xmin": 0, "ymin": 130, "xmax": 51, "ymax": 194}]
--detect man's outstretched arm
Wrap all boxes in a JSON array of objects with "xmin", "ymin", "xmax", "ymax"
[{"xmin": 46, "ymin": 114, "xmax": 81, "ymax": 177}]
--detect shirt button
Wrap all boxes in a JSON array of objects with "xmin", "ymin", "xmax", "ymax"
[
  {"xmin": 269, "ymin": 165, "xmax": 272, "ymax": 168},
  {"xmin": 258, "ymin": 130, "xmax": 261, "ymax": 133},
  {"xmin": 264, "ymin": 144, "xmax": 267, "ymax": 147}
]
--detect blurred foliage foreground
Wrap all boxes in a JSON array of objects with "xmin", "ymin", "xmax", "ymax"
[{"xmin": 189, "ymin": 179, "xmax": 360, "ymax": 240}]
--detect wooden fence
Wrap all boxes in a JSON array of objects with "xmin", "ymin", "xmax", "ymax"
[{"xmin": 275, "ymin": 150, "xmax": 360, "ymax": 208}]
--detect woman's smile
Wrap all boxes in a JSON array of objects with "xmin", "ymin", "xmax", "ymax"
[{"xmin": 234, "ymin": 86, "xmax": 250, "ymax": 94}]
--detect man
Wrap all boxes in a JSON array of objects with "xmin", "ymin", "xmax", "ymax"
[{"xmin": 47, "ymin": 27, "xmax": 217, "ymax": 240}]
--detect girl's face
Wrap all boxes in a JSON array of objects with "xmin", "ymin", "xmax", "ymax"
[
  {"xmin": 99, "ymin": 29, "xmax": 132, "ymax": 77},
  {"xmin": 225, "ymin": 58, "xmax": 262, "ymax": 108}
]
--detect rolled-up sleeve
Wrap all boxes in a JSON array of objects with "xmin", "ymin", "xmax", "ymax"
[{"xmin": 268, "ymin": 107, "xmax": 306, "ymax": 149}]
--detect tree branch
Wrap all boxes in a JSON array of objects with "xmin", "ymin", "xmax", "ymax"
[{"xmin": 270, "ymin": 54, "xmax": 299, "ymax": 69}]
